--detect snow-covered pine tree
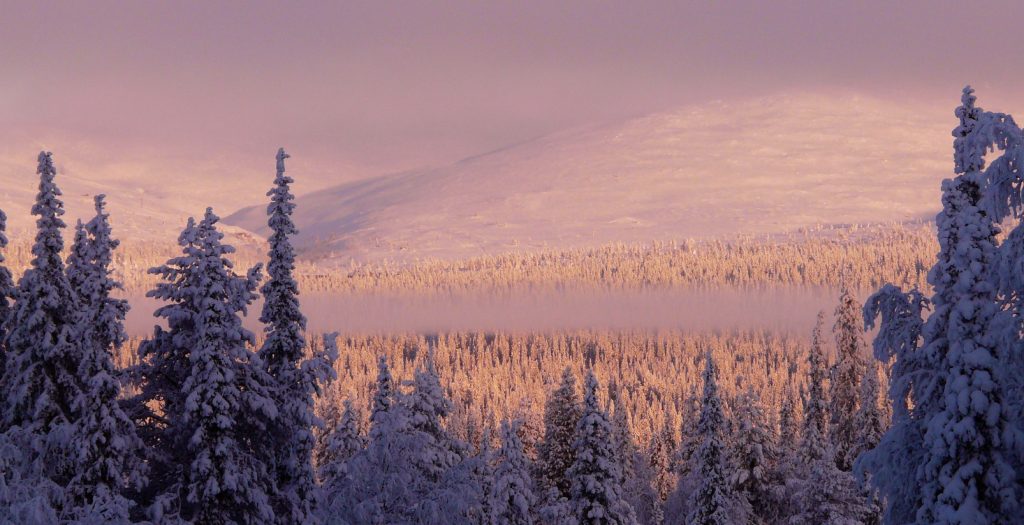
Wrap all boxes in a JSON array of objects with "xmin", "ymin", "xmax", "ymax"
[
  {"xmin": 369, "ymin": 354, "xmax": 395, "ymax": 439},
  {"xmin": 683, "ymin": 352, "xmax": 743, "ymax": 525},
  {"xmin": 567, "ymin": 372, "xmax": 637, "ymax": 525},
  {"xmin": 177, "ymin": 209, "xmax": 278, "ymax": 524},
  {"xmin": 777, "ymin": 382, "xmax": 798, "ymax": 460},
  {"xmin": 132, "ymin": 208, "xmax": 277, "ymax": 524},
  {"xmin": 860, "ymin": 283, "xmax": 929, "ymax": 523},
  {"xmin": 538, "ymin": 487, "xmax": 577, "ymax": 525},
  {"xmin": 0, "ymin": 426, "xmax": 63, "ymax": 524},
  {"xmin": 729, "ymin": 387, "xmax": 778, "ymax": 523},
  {"xmin": 610, "ymin": 384, "xmax": 636, "ymax": 486},
  {"xmin": 649, "ymin": 415, "xmax": 677, "ymax": 506},
  {"xmin": 128, "ymin": 223, "xmax": 206, "ymax": 513},
  {"xmin": 538, "ymin": 367, "xmax": 582, "ymax": 499},
  {"xmin": 257, "ymin": 148, "xmax": 337, "ymax": 524},
  {"xmin": 862, "ymin": 86, "xmax": 1020, "ymax": 524},
  {"xmin": 0, "ymin": 152, "xmax": 84, "ymax": 497},
  {"xmin": 317, "ymin": 398, "xmax": 365, "ymax": 488},
  {"xmin": 0, "ymin": 207, "xmax": 16, "ymax": 386},
  {"xmin": 800, "ymin": 312, "xmax": 830, "ymax": 466},
  {"xmin": 63, "ymin": 194, "xmax": 145, "ymax": 521},
  {"xmin": 852, "ymin": 361, "xmax": 884, "ymax": 467},
  {"xmin": 674, "ymin": 386, "xmax": 701, "ymax": 479},
  {"xmin": 404, "ymin": 350, "xmax": 465, "ymax": 486},
  {"xmin": 612, "ymin": 387, "xmax": 658, "ymax": 524},
  {"xmin": 974, "ymin": 87, "xmax": 1024, "ymax": 520},
  {"xmin": 492, "ymin": 420, "xmax": 537, "ymax": 525},
  {"xmin": 788, "ymin": 451, "xmax": 871, "ymax": 525},
  {"xmin": 914, "ymin": 85, "xmax": 1017, "ymax": 525},
  {"xmin": 320, "ymin": 355, "xmax": 410, "ymax": 524},
  {"xmin": 831, "ymin": 285, "xmax": 867, "ymax": 471},
  {"xmin": 435, "ymin": 428, "xmax": 493, "ymax": 524}
]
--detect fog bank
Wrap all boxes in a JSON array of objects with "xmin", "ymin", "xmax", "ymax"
[{"xmin": 125, "ymin": 288, "xmax": 841, "ymax": 336}]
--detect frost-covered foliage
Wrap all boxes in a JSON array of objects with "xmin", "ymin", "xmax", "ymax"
[
  {"xmin": 257, "ymin": 149, "xmax": 337, "ymax": 524},
  {"xmin": 863, "ymin": 87, "xmax": 1020, "ymax": 525},
  {"xmin": 129, "ymin": 208, "xmax": 277, "ymax": 524},
  {"xmin": 831, "ymin": 285, "xmax": 867, "ymax": 470},
  {"xmin": 492, "ymin": 420, "xmax": 537, "ymax": 525},
  {"xmin": 538, "ymin": 367, "xmax": 583, "ymax": 499},
  {"xmin": 567, "ymin": 372, "xmax": 637, "ymax": 524}
]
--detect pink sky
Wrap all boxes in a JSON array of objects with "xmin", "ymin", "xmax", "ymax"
[{"xmin": 3, "ymin": 1, "xmax": 1023, "ymax": 189}]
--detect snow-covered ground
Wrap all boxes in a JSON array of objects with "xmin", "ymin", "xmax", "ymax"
[{"xmin": 226, "ymin": 92, "xmax": 951, "ymax": 263}]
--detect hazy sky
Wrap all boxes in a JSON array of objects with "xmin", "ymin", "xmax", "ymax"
[{"xmin": 3, "ymin": 1, "xmax": 1023, "ymax": 190}]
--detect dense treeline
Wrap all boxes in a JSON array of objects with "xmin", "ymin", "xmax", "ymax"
[
  {"xmin": 312, "ymin": 301, "xmax": 887, "ymax": 524},
  {"xmin": 0, "ymin": 223, "xmax": 934, "ymax": 297}
]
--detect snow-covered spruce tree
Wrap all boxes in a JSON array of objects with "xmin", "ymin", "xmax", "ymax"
[
  {"xmin": 862, "ymin": 86, "xmax": 1019, "ymax": 524},
  {"xmin": 538, "ymin": 367, "xmax": 582, "ymax": 499},
  {"xmin": 777, "ymin": 382, "xmax": 798, "ymax": 461},
  {"xmin": 317, "ymin": 398, "xmax": 366, "ymax": 488},
  {"xmin": 325, "ymin": 352, "xmax": 469, "ymax": 524},
  {"xmin": 860, "ymin": 284, "xmax": 929, "ymax": 523},
  {"xmin": 321, "ymin": 355, "xmax": 407, "ymax": 524},
  {"xmin": 0, "ymin": 207, "xmax": 16, "ymax": 386},
  {"xmin": 610, "ymin": 384, "xmax": 636, "ymax": 486},
  {"xmin": 851, "ymin": 361, "xmax": 884, "ymax": 468},
  {"xmin": 830, "ymin": 285, "xmax": 867, "ymax": 471},
  {"xmin": 976, "ymin": 88, "xmax": 1024, "ymax": 516},
  {"xmin": 678, "ymin": 352, "xmax": 744, "ymax": 525},
  {"xmin": 132, "ymin": 208, "xmax": 277, "ymax": 524},
  {"xmin": 405, "ymin": 351, "xmax": 465, "ymax": 486},
  {"xmin": 492, "ymin": 420, "xmax": 537, "ymax": 525},
  {"xmin": 438, "ymin": 425, "xmax": 493, "ymax": 524},
  {"xmin": 538, "ymin": 487, "xmax": 576, "ymax": 525},
  {"xmin": 674, "ymin": 387, "xmax": 701, "ymax": 479},
  {"xmin": 0, "ymin": 152, "xmax": 84, "ymax": 501},
  {"xmin": 648, "ymin": 414, "xmax": 677, "ymax": 504},
  {"xmin": 257, "ymin": 148, "xmax": 336, "ymax": 524},
  {"xmin": 567, "ymin": 372, "xmax": 637, "ymax": 525},
  {"xmin": 788, "ymin": 450, "xmax": 871, "ymax": 525},
  {"xmin": 799, "ymin": 312, "xmax": 830, "ymax": 466},
  {"xmin": 370, "ymin": 354, "xmax": 395, "ymax": 439},
  {"xmin": 64, "ymin": 195, "xmax": 145, "ymax": 521},
  {"xmin": 729, "ymin": 387, "xmax": 779, "ymax": 523},
  {"xmin": 0, "ymin": 426, "xmax": 64, "ymax": 524},
  {"xmin": 612, "ymin": 388, "xmax": 658, "ymax": 524}
]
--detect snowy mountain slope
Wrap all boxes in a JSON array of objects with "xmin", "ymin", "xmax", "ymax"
[
  {"xmin": 0, "ymin": 148, "xmax": 305, "ymax": 247},
  {"xmin": 225, "ymin": 93, "xmax": 952, "ymax": 263}
]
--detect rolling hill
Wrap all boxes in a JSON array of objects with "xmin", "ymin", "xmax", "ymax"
[{"xmin": 226, "ymin": 93, "xmax": 953, "ymax": 264}]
